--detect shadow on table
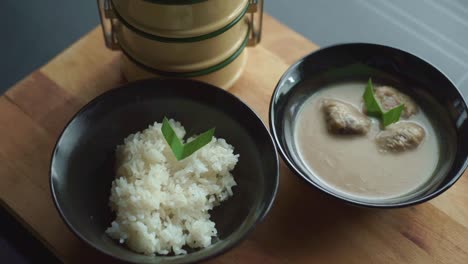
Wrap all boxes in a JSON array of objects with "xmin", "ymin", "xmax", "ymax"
[{"xmin": 0, "ymin": 205, "xmax": 60, "ymax": 264}]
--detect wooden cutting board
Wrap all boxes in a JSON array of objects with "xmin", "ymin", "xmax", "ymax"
[{"xmin": 1, "ymin": 14, "xmax": 468, "ymax": 263}]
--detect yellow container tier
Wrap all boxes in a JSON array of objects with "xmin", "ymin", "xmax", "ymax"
[
  {"xmin": 111, "ymin": 0, "xmax": 249, "ymax": 38},
  {"xmin": 116, "ymin": 18, "xmax": 249, "ymax": 72},
  {"xmin": 122, "ymin": 49, "xmax": 248, "ymax": 90}
]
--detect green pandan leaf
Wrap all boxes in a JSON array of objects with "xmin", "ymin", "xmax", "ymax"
[
  {"xmin": 382, "ymin": 104, "xmax": 404, "ymax": 127},
  {"xmin": 363, "ymin": 78, "xmax": 404, "ymax": 127},
  {"xmin": 161, "ymin": 117, "xmax": 215, "ymax": 161},
  {"xmin": 363, "ymin": 78, "xmax": 383, "ymax": 117}
]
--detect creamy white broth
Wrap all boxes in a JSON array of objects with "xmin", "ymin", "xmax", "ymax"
[{"xmin": 294, "ymin": 82, "xmax": 440, "ymax": 201}]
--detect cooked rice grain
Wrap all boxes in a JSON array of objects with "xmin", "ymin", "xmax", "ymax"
[{"xmin": 106, "ymin": 119, "xmax": 238, "ymax": 255}]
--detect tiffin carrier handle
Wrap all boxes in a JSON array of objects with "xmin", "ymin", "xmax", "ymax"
[{"xmin": 97, "ymin": 0, "xmax": 120, "ymax": 50}]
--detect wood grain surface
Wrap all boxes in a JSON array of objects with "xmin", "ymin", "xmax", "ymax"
[{"xmin": 1, "ymin": 14, "xmax": 468, "ymax": 263}]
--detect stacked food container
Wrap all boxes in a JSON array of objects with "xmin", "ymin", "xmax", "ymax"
[{"xmin": 97, "ymin": 0, "xmax": 263, "ymax": 89}]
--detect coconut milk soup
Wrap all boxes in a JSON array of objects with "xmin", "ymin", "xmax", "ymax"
[{"xmin": 294, "ymin": 82, "xmax": 440, "ymax": 201}]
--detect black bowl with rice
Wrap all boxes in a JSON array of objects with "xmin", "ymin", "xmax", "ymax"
[{"xmin": 50, "ymin": 79, "xmax": 279, "ymax": 263}]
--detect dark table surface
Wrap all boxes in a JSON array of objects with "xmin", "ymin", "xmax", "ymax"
[{"xmin": 0, "ymin": 206, "xmax": 59, "ymax": 263}]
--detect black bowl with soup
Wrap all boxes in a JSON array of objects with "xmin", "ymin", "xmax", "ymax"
[{"xmin": 270, "ymin": 43, "xmax": 468, "ymax": 208}]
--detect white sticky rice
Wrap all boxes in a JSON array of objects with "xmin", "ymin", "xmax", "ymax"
[{"xmin": 105, "ymin": 119, "xmax": 239, "ymax": 255}]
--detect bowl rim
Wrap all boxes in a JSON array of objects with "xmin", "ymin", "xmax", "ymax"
[
  {"xmin": 269, "ymin": 42, "xmax": 468, "ymax": 209},
  {"xmin": 50, "ymin": 78, "xmax": 279, "ymax": 263}
]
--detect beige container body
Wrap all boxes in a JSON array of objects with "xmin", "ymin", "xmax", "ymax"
[
  {"xmin": 121, "ymin": 49, "xmax": 248, "ymax": 90},
  {"xmin": 117, "ymin": 18, "xmax": 249, "ymax": 72},
  {"xmin": 111, "ymin": 0, "xmax": 249, "ymax": 38}
]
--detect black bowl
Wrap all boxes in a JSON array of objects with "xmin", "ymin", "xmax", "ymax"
[
  {"xmin": 50, "ymin": 79, "xmax": 279, "ymax": 263},
  {"xmin": 269, "ymin": 43, "xmax": 468, "ymax": 208}
]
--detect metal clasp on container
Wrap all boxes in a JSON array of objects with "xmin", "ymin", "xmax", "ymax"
[
  {"xmin": 247, "ymin": 0, "xmax": 263, "ymax": 46},
  {"xmin": 97, "ymin": 0, "xmax": 120, "ymax": 50}
]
